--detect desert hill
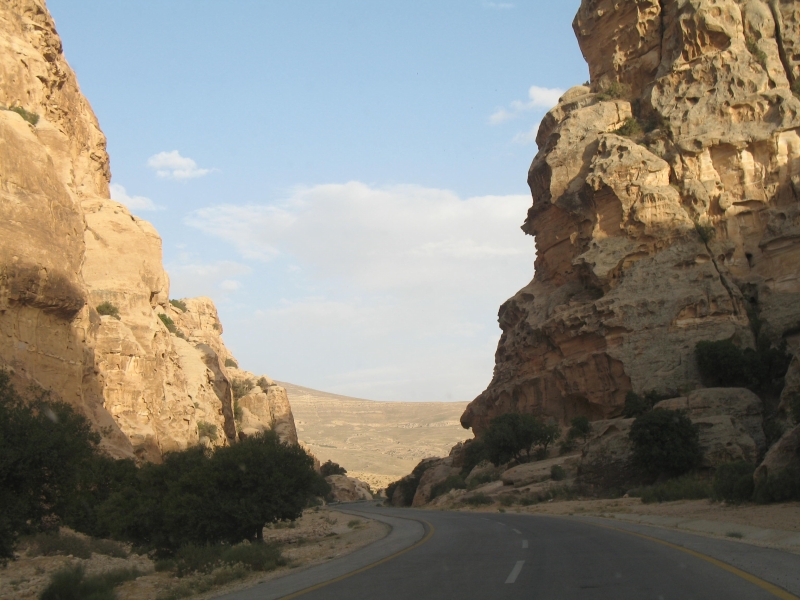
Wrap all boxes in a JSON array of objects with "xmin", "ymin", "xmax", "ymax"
[{"xmin": 281, "ymin": 381, "xmax": 470, "ymax": 490}]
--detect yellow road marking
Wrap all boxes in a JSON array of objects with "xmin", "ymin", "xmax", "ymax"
[
  {"xmin": 582, "ymin": 518, "xmax": 799, "ymax": 600},
  {"xmin": 278, "ymin": 516, "xmax": 435, "ymax": 600}
]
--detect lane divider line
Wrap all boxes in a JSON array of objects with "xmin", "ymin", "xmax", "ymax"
[
  {"xmin": 505, "ymin": 560, "xmax": 525, "ymax": 584},
  {"xmin": 522, "ymin": 540, "xmax": 529, "ymax": 549},
  {"xmin": 512, "ymin": 529, "xmax": 521, "ymax": 534},
  {"xmin": 581, "ymin": 519, "xmax": 799, "ymax": 600},
  {"xmin": 277, "ymin": 515, "xmax": 436, "ymax": 600}
]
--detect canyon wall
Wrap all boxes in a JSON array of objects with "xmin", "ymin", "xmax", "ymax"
[
  {"xmin": 462, "ymin": 0, "xmax": 800, "ymax": 435},
  {"xmin": 0, "ymin": 0, "xmax": 296, "ymax": 460}
]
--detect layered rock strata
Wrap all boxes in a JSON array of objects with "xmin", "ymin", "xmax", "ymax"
[
  {"xmin": 463, "ymin": 0, "xmax": 800, "ymax": 435},
  {"xmin": 0, "ymin": 0, "xmax": 296, "ymax": 460}
]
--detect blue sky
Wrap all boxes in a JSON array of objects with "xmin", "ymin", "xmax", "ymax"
[{"xmin": 47, "ymin": 0, "xmax": 587, "ymax": 402}]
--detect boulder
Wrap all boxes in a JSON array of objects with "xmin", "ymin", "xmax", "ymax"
[
  {"xmin": 501, "ymin": 455, "xmax": 578, "ymax": 487},
  {"xmin": 325, "ymin": 475, "xmax": 373, "ymax": 502},
  {"xmin": 412, "ymin": 458, "xmax": 460, "ymax": 507},
  {"xmin": 755, "ymin": 425, "xmax": 800, "ymax": 483}
]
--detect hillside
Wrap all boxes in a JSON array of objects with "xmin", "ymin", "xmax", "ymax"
[{"xmin": 281, "ymin": 381, "xmax": 470, "ymax": 490}]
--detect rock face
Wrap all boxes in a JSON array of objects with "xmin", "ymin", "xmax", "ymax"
[
  {"xmin": 463, "ymin": 0, "xmax": 800, "ymax": 435},
  {"xmin": 0, "ymin": 0, "xmax": 297, "ymax": 460},
  {"xmin": 325, "ymin": 475, "xmax": 373, "ymax": 503}
]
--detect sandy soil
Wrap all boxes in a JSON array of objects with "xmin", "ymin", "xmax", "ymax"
[
  {"xmin": 450, "ymin": 497, "xmax": 800, "ymax": 533},
  {"xmin": 0, "ymin": 509, "xmax": 388, "ymax": 600}
]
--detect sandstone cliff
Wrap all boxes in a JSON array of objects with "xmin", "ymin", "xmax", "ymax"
[
  {"xmin": 462, "ymin": 0, "xmax": 800, "ymax": 435},
  {"xmin": 0, "ymin": 0, "xmax": 297, "ymax": 460}
]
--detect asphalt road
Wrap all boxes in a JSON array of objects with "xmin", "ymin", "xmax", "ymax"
[{"xmin": 219, "ymin": 503, "xmax": 800, "ymax": 600}]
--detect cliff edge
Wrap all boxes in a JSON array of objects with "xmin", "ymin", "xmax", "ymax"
[{"xmin": 462, "ymin": 0, "xmax": 800, "ymax": 434}]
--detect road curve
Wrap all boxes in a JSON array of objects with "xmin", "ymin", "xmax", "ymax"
[{"xmin": 219, "ymin": 503, "xmax": 800, "ymax": 600}]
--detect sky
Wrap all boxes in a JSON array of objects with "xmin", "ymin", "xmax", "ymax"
[{"xmin": 47, "ymin": 0, "xmax": 588, "ymax": 402}]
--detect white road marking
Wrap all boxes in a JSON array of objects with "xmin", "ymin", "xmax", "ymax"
[
  {"xmin": 505, "ymin": 561, "xmax": 525, "ymax": 584},
  {"xmin": 512, "ymin": 528, "xmax": 521, "ymax": 534},
  {"xmin": 522, "ymin": 540, "xmax": 528, "ymax": 549}
]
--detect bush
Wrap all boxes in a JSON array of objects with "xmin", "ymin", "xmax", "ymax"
[
  {"xmin": 197, "ymin": 421, "xmax": 218, "ymax": 442},
  {"xmin": 430, "ymin": 475, "xmax": 467, "ymax": 499},
  {"xmin": 385, "ymin": 460, "xmax": 433, "ymax": 507},
  {"xmin": 163, "ymin": 541, "xmax": 284, "ymax": 577},
  {"xmin": 24, "ymin": 531, "xmax": 128, "ymax": 560},
  {"xmin": 95, "ymin": 301, "xmax": 120, "ymax": 320},
  {"xmin": 713, "ymin": 461, "xmax": 755, "ymax": 503},
  {"xmin": 232, "ymin": 378, "xmax": 254, "ymax": 401},
  {"xmin": 623, "ymin": 390, "xmax": 671, "ymax": 418},
  {"xmin": 483, "ymin": 413, "xmax": 560, "ymax": 466},
  {"xmin": 463, "ymin": 493, "xmax": 493, "ymax": 506},
  {"xmin": 40, "ymin": 564, "xmax": 142, "ymax": 600},
  {"xmin": 633, "ymin": 474, "xmax": 712, "ymax": 503},
  {"xmin": 467, "ymin": 471, "xmax": 498, "ymax": 490},
  {"xmin": 460, "ymin": 439, "xmax": 488, "ymax": 475},
  {"xmin": 158, "ymin": 313, "xmax": 177, "ymax": 333},
  {"xmin": 754, "ymin": 465, "xmax": 800, "ymax": 503},
  {"xmin": 320, "ymin": 460, "xmax": 347, "ymax": 477},
  {"xmin": 8, "ymin": 105, "xmax": 39, "ymax": 125},
  {"xmin": 695, "ymin": 222, "xmax": 716, "ymax": 244},
  {"xmin": 568, "ymin": 416, "xmax": 591, "ymax": 442},
  {"xmin": 225, "ymin": 358, "xmax": 238, "ymax": 369},
  {"xmin": 550, "ymin": 465, "xmax": 566, "ymax": 481},
  {"xmin": 169, "ymin": 299, "xmax": 188, "ymax": 312},
  {"xmin": 629, "ymin": 409, "xmax": 702, "ymax": 479},
  {"xmin": 596, "ymin": 81, "xmax": 630, "ymax": 101},
  {"xmin": 746, "ymin": 37, "xmax": 768, "ymax": 69},
  {"xmin": 558, "ymin": 438, "xmax": 577, "ymax": 454},
  {"xmin": 257, "ymin": 376, "xmax": 271, "ymax": 390},
  {"xmin": 0, "ymin": 373, "xmax": 101, "ymax": 560},
  {"xmin": 695, "ymin": 339, "xmax": 791, "ymax": 392},
  {"xmin": 614, "ymin": 117, "xmax": 643, "ymax": 138}
]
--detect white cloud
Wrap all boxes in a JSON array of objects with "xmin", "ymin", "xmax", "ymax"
[
  {"xmin": 182, "ymin": 182, "xmax": 536, "ymax": 401},
  {"xmin": 109, "ymin": 183, "xmax": 161, "ymax": 211},
  {"xmin": 484, "ymin": 2, "xmax": 514, "ymax": 8},
  {"xmin": 166, "ymin": 260, "xmax": 251, "ymax": 299},
  {"xmin": 489, "ymin": 85, "xmax": 564, "ymax": 125},
  {"xmin": 512, "ymin": 126, "xmax": 540, "ymax": 145},
  {"xmin": 147, "ymin": 150, "xmax": 213, "ymax": 180},
  {"xmin": 220, "ymin": 279, "xmax": 242, "ymax": 291}
]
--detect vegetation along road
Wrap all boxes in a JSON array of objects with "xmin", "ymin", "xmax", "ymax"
[{"xmin": 218, "ymin": 502, "xmax": 800, "ymax": 600}]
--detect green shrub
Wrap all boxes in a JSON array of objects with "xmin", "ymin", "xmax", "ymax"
[
  {"xmin": 499, "ymin": 495, "xmax": 516, "ymax": 506},
  {"xmin": 695, "ymin": 339, "xmax": 791, "ymax": 392},
  {"xmin": 568, "ymin": 416, "xmax": 591, "ymax": 442},
  {"xmin": 629, "ymin": 409, "xmax": 702, "ymax": 479},
  {"xmin": 320, "ymin": 460, "xmax": 347, "ymax": 477},
  {"xmin": 257, "ymin": 376, "xmax": 271, "ymax": 390},
  {"xmin": 232, "ymin": 378, "xmax": 254, "ymax": 400},
  {"xmin": 463, "ymin": 493, "xmax": 493, "ymax": 506},
  {"xmin": 225, "ymin": 358, "xmax": 238, "ymax": 369},
  {"xmin": 169, "ymin": 299, "xmax": 188, "ymax": 312},
  {"xmin": 0, "ymin": 374, "xmax": 101, "ymax": 561},
  {"xmin": 165, "ymin": 541, "xmax": 284, "ymax": 577},
  {"xmin": 197, "ymin": 421, "xmax": 218, "ymax": 442},
  {"xmin": 24, "ymin": 531, "xmax": 91, "ymax": 559},
  {"xmin": 633, "ymin": 474, "xmax": 712, "ymax": 503},
  {"xmin": 96, "ymin": 301, "xmax": 120, "ymax": 320},
  {"xmin": 558, "ymin": 438, "xmax": 577, "ymax": 454},
  {"xmin": 460, "ymin": 439, "xmax": 488, "ymax": 475},
  {"xmin": 430, "ymin": 475, "xmax": 467, "ymax": 499},
  {"xmin": 754, "ymin": 465, "xmax": 800, "ymax": 503},
  {"xmin": 467, "ymin": 471, "xmax": 498, "ymax": 490},
  {"xmin": 746, "ymin": 37, "xmax": 768, "ymax": 69},
  {"xmin": 622, "ymin": 390, "xmax": 670, "ymax": 418},
  {"xmin": 385, "ymin": 460, "xmax": 433, "ymax": 506},
  {"xmin": 483, "ymin": 413, "xmax": 560, "ymax": 465},
  {"xmin": 158, "ymin": 313, "xmax": 177, "ymax": 333},
  {"xmin": 551, "ymin": 465, "xmax": 567, "ymax": 481},
  {"xmin": 596, "ymin": 81, "xmax": 630, "ymax": 101},
  {"xmin": 8, "ymin": 105, "xmax": 39, "ymax": 125},
  {"xmin": 40, "ymin": 564, "xmax": 142, "ymax": 600},
  {"xmin": 713, "ymin": 461, "xmax": 755, "ymax": 503},
  {"xmin": 695, "ymin": 222, "xmax": 716, "ymax": 244},
  {"xmin": 614, "ymin": 117, "xmax": 643, "ymax": 138}
]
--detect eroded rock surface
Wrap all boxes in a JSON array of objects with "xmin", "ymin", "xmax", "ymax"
[
  {"xmin": 0, "ymin": 0, "xmax": 296, "ymax": 460},
  {"xmin": 325, "ymin": 475, "xmax": 373, "ymax": 503},
  {"xmin": 463, "ymin": 0, "xmax": 800, "ymax": 435}
]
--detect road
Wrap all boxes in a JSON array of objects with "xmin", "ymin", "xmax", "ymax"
[{"xmin": 219, "ymin": 503, "xmax": 800, "ymax": 600}]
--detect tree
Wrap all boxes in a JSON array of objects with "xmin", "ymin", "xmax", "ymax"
[
  {"xmin": 628, "ymin": 409, "xmax": 702, "ymax": 479},
  {"xmin": 320, "ymin": 460, "xmax": 347, "ymax": 477},
  {"xmin": 482, "ymin": 413, "xmax": 560, "ymax": 465},
  {"xmin": 568, "ymin": 416, "xmax": 591, "ymax": 442},
  {"xmin": 0, "ymin": 373, "xmax": 101, "ymax": 560}
]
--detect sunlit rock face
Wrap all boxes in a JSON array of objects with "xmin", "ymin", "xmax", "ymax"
[
  {"xmin": 463, "ymin": 0, "xmax": 800, "ymax": 435},
  {"xmin": 0, "ymin": 0, "xmax": 296, "ymax": 460}
]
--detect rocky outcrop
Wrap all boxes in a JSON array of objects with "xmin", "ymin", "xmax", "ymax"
[
  {"xmin": 463, "ymin": 0, "xmax": 800, "ymax": 435},
  {"xmin": 0, "ymin": 0, "xmax": 296, "ymax": 461},
  {"xmin": 411, "ymin": 458, "xmax": 460, "ymax": 507},
  {"xmin": 237, "ymin": 381, "xmax": 299, "ymax": 446},
  {"xmin": 755, "ymin": 424, "xmax": 800, "ymax": 482},
  {"xmin": 325, "ymin": 475, "xmax": 373, "ymax": 502}
]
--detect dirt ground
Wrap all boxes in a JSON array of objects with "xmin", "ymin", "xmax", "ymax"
[
  {"xmin": 453, "ymin": 497, "xmax": 800, "ymax": 533},
  {"xmin": 0, "ymin": 509, "xmax": 388, "ymax": 600}
]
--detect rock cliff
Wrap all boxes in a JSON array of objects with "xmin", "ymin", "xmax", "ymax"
[
  {"xmin": 462, "ymin": 0, "xmax": 800, "ymax": 435},
  {"xmin": 0, "ymin": 0, "xmax": 297, "ymax": 460}
]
